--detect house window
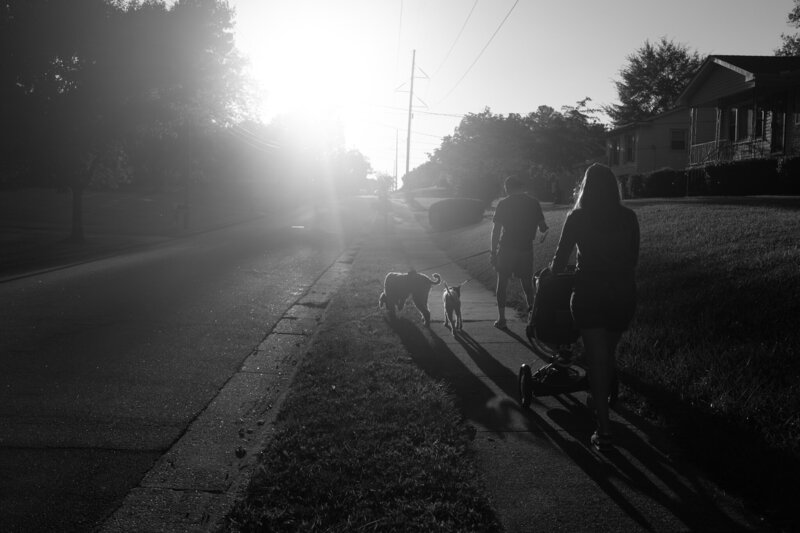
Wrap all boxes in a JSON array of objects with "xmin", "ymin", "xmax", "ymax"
[
  {"xmin": 670, "ymin": 129, "xmax": 687, "ymax": 150},
  {"xmin": 772, "ymin": 108, "xmax": 786, "ymax": 152},
  {"xmin": 608, "ymin": 138, "xmax": 620, "ymax": 165},
  {"xmin": 736, "ymin": 107, "xmax": 751, "ymax": 140},
  {"xmin": 794, "ymin": 90, "xmax": 800, "ymax": 125},
  {"xmin": 624, "ymin": 133, "xmax": 636, "ymax": 163},
  {"xmin": 755, "ymin": 107, "xmax": 765, "ymax": 138},
  {"xmin": 727, "ymin": 108, "xmax": 737, "ymax": 141}
]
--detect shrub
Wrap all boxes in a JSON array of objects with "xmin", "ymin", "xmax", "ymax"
[
  {"xmin": 628, "ymin": 173, "xmax": 645, "ymax": 198},
  {"xmin": 704, "ymin": 158, "xmax": 779, "ymax": 195},
  {"xmin": 777, "ymin": 156, "xmax": 800, "ymax": 194},
  {"xmin": 616, "ymin": 174, "xmax": 630, "ymax": 199},
  {"xmin": 686, "ymin": 167, "xmax": 708, "ymax": 196},
  {"xmin": 455, "ymin": 175, "xmax": 502, "ymax": 205},
  {"xmin": 643, "ymin": 167, "xmax": 686, "ymax": 197},
  {"xmin": 428, "ymin": 197, "xmax": 486, "ymax": 231}
]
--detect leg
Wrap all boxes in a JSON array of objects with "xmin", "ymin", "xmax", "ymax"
[
  {"xmin": 581, "ymin": 327, "xmax": 614, "ymax": 437},
  {"xmin": 606, "ymin": 330, "xmax": 623, "ymax": 404},
  {"xmin": 495, "ymin": 273, "xmax": 509, "ymax": 325},
  {"xmin": 412, "ymin": 291, "xmax": 431, "ymax": 326},
  {"xmin": 520, "ymin": 275, "xmax": 534, "ymax": 312}
]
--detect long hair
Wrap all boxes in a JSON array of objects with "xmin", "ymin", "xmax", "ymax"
[{"xmin": 574, "ymin": 163, "xmax": 621, "ymax": 215}]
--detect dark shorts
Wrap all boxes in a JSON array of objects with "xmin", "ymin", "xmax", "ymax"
[
  {"xmin": 570, "ymin": 272, "xmax": 636, "ymax": 331},
  {"xmin": 496, "ymin": 248, "xmax": 533, "ymax": 280}
]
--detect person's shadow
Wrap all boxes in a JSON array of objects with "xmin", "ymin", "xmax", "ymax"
[{"xmin": 389, "ymin": 318, "xmax": 756, "ymax": 532}]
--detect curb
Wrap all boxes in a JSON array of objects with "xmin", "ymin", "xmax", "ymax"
[{"xmin": 98, "ymin": 238, "xmax": 362, "ymax": 532}]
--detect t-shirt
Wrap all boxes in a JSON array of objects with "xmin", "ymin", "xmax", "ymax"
[
  {"xmin": 551, "ymin": 206, "xmax": 639, "ymax": 276},
  {"xmin": 493, "ymin": 193, "xmax": 546, "ymax": 251}
]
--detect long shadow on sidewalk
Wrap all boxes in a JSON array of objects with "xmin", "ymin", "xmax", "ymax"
[
  {"xmin": 388, "ymin": 317, "xmax": 541, "ymax": 440},
  {"xmin": 389, "ymin": 317, "xmax": 755, "ymax": 532}
]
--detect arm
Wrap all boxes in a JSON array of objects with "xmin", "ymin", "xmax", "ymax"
[
  {"xmin": 491, "ymin": 222, "xmax": 502, "ymax": 259},
  {"xmin": 550, "ymin": 212, "xmax": 577, "ymax": 273},
  {"xmin": 537, "ymin": 215, "xmax": 549, "ymax": 243},
  {"xmin": 491, "ymin": 201, "xmax": 504, "ymax": 259},
  {"xmin": 534, "ymin": 200, "xmax": 549, "ymax": 242}
]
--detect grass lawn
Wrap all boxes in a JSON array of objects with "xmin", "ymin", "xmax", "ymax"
[{"xmin": 426, "ymin": 196, "xmax": 800, "ymax": 524}]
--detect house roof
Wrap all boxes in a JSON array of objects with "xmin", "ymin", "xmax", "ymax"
[
  {"xmin": 606, "ymin": 107, "xmax": 689, "ymax": 136},
  {"xmin": 678, "ymin": 55, "xmax": 800, "ymax": 106},
  {"xmin": 712, "ymin": 55, "xmax": 800, "ymax": 77}
]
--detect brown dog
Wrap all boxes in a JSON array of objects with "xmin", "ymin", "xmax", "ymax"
[
  {"xmin": 442, "ymin": 280, "xmax": 468, "ymax": 333},
  {"xmin": 379, "ymin": 270, "xmax": 442, "ymax": 325}
]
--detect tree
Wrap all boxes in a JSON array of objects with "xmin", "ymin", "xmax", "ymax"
[
  {"xmin": 0, "ymin": 0, "xmax": 246, "ymax": 241},
  {"xmin": 427, "ymin": 102, "xmax": 605, "ymax": 203},
  {"xmin": 430, "ymin": 108, "xmax": 533, "ymax": 201},
  {"xmin": 606, "ymin": 37, "xmax": 704, "ymax": 126},
  {"xmin": 402, "ymin": 160, "xmax": 442, "ymax": 191},
  {"xmin": 327, "ymin": 148, "xmax": 372, "ymax": 195},
  {"xmin": 776, "ymin": 0, "xmax": 800, "ymax": 56}
]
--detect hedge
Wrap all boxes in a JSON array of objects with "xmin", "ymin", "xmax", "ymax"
[{"xmin": 428, "ymin": 197, "xmax": 486, "ymax": 231}]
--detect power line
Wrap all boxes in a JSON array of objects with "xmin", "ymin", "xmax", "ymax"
[
  {"xmin": 438, "ymin": 0, "xmax": 520, "ymax": 104},
  {"xmin": 431, "ymin": 0, "xmax": 480, "ymax": 80},
  {"xmin": 372, "ymin": 103, "xmax": 464, "ymax": 118},
  {"xmin": 395, "ymin": 0, "xmax": 404, "ymax": 77}
]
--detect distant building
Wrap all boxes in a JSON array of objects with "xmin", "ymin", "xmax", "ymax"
[
  {"xmin": 677, "ymin": 55, "xmax": 800, "ymax": 166},
  {"xmin": 606, "ymin": 108, "xmax": 690, "ymax": 177}
]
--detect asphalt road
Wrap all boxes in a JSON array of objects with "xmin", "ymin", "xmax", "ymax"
[{"xmin": 0, "ymin": 199, "xmax": 368, "ymax": 532}]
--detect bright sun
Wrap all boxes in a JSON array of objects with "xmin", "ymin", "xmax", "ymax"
[{"xmin": 243, "ymin": 4, "xmax": 399, "ymax": 143}]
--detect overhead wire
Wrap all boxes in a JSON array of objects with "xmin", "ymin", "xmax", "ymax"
[
  {"xmin": 431, "ymin": 0, "xmax": 480, "ymax": 80},
  {"xmin": 372, "ymin": 103, "xmax": 464, "ymax": 118},
  {"xmin": 395, "ymin": 0, "xmax": 404, "ymax": 79},
  {"xmin": 438, "ymin": 0, "xmax": 520, "ymax": 105}
]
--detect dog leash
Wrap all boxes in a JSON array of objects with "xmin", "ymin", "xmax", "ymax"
[{"xmin": 418, "ymin": 249, "xmax": 490, "ymax": 273}]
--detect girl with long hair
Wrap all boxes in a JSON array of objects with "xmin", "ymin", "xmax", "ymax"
[{"xmin": 550, "ymin": 163, "xmax": 640, "ymax": 451}]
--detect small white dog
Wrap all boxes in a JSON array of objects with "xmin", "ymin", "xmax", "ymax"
[{"xmin": 442, "ymin": 280, "xmax": 468, "ymax": 334}]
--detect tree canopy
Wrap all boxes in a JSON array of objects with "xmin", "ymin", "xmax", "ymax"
[
  {"xmin": 415, "ymin": 101, "xmax": 605, "ymax": 202},
  {"xmin": 1, "ymin": 0, "xmax": 247, "ymax": 240},
  {"xmin": 606, "ymin": 37, "xmax": 704, "ymax": 126},
  {"xmin": 776, "ymin": 0, "xmax": 800, "ymax": 56}
]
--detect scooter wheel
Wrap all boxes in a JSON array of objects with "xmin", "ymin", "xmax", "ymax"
[{"xmin": 518, "ymin": 364, "xmax": 533, "ymax": 409}]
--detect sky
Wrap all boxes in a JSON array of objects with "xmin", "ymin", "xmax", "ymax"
[{"xmin": 228, "ymin": 0, "xmax": 796, "ymax": 182}]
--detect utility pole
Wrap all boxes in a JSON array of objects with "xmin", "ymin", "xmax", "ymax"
[
  {"xmin": 405, "ymin": 49, "xmax": 415, "ymax": 179},
  {"xmin": 394, "ymin": 129, "xmax": 399, "ymax": 191}
]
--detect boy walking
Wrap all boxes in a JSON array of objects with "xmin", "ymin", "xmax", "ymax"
[{"xmin": 490, "ymin": 175, "xmax": 549, "ymax": 328}]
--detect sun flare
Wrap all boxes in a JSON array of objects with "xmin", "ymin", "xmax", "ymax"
[
  {"xmin": 248, "ymin": 7, "xmax": 394, "ymax": 122},
  {"xmin": 233, "ymin": 2, "xmax": 407, "ymax": 176}
]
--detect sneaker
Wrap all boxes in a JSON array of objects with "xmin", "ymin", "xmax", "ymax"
[
  {"xmin": 590, "ymin": 431, "xmax": 613, "ymax": 452},
  {"xmin": 493, "ymin": 319, "xmax": 507, "ymax": 329}
]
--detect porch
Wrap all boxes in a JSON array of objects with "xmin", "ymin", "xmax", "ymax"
[{"xmin": 688, "ymin": 139, "xmax": 772, "ymax": 166}]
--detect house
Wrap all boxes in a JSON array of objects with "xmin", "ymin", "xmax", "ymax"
[
  {"xmin": 676, "ymin": 55, "xmax": 800, "ymax": 167},
  {"xmin": 606, "ymin": 107, "xmax": 690, "ymax": 177}
]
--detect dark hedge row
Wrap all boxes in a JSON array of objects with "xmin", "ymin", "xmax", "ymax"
[
  {"xmin": 428, "ymin": 198, "xmax": 487, "ymax": 231},
  {"xmin": 619, "ymin": 156, "xmax": 800, "ymax": 198}
]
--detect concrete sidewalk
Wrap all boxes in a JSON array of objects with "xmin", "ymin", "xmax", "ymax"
[{"xmin": 384, "ymin": 203, "xmax": 761, "ymax": 532}]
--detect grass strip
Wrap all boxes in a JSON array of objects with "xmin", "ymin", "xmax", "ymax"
[{"xmin": 225, "ymin": 225, "xmax": 501, "ymax": 532}]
